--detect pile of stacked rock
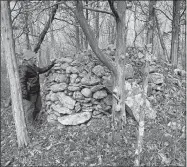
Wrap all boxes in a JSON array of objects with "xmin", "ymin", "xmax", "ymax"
[
  {"xmin": 44, "ymin": 51, "xmax": 116, "ymax": 125},
  {"xmin": 44, "ymin": 46, "xmax": 159, "ymax": 126}
]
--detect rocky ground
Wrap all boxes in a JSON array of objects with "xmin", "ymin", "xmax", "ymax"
[{"xmin": 1, "ymin": 47, "xmax": 186, "ymax": 166}]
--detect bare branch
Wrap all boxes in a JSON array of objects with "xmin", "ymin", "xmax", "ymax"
[
  {"xmin": 10, "ymin": 1, "xmax": 18, "ymax": 11},
  {"xmin": 155, "ymin": 8, "xmax": 172, "ymax": 21},
  {"xmin": 108, "ymin": 0, "xmax": 119, "ymax": 20},
  {"xmin": 83, "ymin": 6, "xmax": 114, "ymax": 16},
  {"xmin": 54, "ymin": 17, "xmax": 75, "ymax": 26},
  {"xmin": 12, "ymin": 7, "xmax": 22, "ymax": 24}
]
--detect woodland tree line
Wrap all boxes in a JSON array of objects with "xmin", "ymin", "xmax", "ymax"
[{"xmin": 1, "ymin": 0, "xmax": 186, "ymax": 166}]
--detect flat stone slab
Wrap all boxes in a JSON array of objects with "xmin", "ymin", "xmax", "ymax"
[{"xmin": 58, "ymin": 111, "xmax": 92, "ymax": 125}]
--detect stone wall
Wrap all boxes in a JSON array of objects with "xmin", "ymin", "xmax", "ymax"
[
  {"xmin": 44, "ymin": 50, "xmax": 117, "ymax": 125},
  {"xmin": 44, "ymin": 46, "xmax": 160, "ymax": 125}
]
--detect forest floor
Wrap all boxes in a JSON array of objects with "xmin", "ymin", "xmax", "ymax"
[{"xmin": 1, "ymin": 56, "xmax": 186, "ymax": 166}]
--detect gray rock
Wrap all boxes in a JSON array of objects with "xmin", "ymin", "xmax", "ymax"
[
  {"xmin": 91, "ymin": 85, "xmax": 105, "ymax": 93},
  {"xmin": 73, "ymin": 91, "xmax": 84, "ymax": 100},
  {"xmin": 149, "ymin": 73, "xmax": 164, "ymax": 84},
  {"xmin": 76, "ymin": 98, "xmax": 91, "ymax": 103},
  {"xmin": 66, "ymin": 66, "xmax": 72, "ymax": 74},
  {"xmin": 82, "ymin": 107, "xmax": 93, "ymax": 112},
  {"xmin": 81, "ymin": 74, "xmax": 100, "ymax": 86},
  {"xmin": 93, "ymin": 110, "xmax": 102, "ymax": 116},
  {"xmin": 51, "ymin": 104, "xmax": 73, "ymax": 114},
  {"xmin": 75, "ymin": 77, "xmax": 81, "ymax": 83},
  {"xmin": 50, "ymin": 83, "xmax": 67, "ymax": 92},
  {"xmin": 79, "ymin": 70, "xmax": 88, "ymax": 78},
  {"xmin": 46, "ymin": 92, "xmax": 59, "ymax": 102},
  {"xmin": 70, "ymin": 74, "xmax": 78, "ymax": 83},
  {"xmin": 58, "ymin": 111, "xmax": 92, "ymax": 125},
  {"xmin": 82, "ymin": 103, "xmax": 92, "ymax": 107},
  {"xmin": 75, "ymin": 102, "xmax": 81, "ymax": 113},
  {"xmin": 81, "ymin": 88, "xmax": 92, "ymax": 97},
  {"xmin": 103, "ymin": 95, "xmax": 113, "ymax": 106},
  {"xmin": 54, "ymin": 74, "xmax": 68, "ymax": 83},
  {"xmin": 61, "ymin": 63, "xmax": 69, "ymax": 70},
  {"xmin": 66, "ymin": 66, "xmax": 79, "ymax": 74},
  {"xmin": 93, "ymin": 90, "xmax": 108, "ymax": 99},
  {"xmin": 54, "ymin": 66, "xmax": 62, "ymax": 70},
  {"xmin": 68, "ymin": 86, "xmax": 80, "ymax": 91},
  {"xmin": 92, "ymin": 65, "xmax": 105, "ymax": 77},
  {"xmin": 57, "ymin": 92, "xmax": 76, "ymax": 109}
]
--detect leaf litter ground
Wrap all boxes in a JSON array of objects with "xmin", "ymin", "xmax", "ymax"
[{"xmin": 1, "ymin": 61, "xmax": 186, "ymax": 166}]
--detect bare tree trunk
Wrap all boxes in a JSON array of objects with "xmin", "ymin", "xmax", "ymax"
[
  {"xmin": 155, "ymin": 13, "xmax": 169, "ymax": 61},
  {"xmin": 84, "ymin": 0, "xmax": 89, "ymax": 50},
  {"xmin": 111, "ymin": 1, "xmax": 127, "ymax": 130},
  {"xmin": 75, "ymin": 20, "xmax": 80, "ymax": 52},
  {"xmin": 110, "ymin": 19, "xmax": 116, "ymax": 44},
  {"xmin": 21, "ymin": 1, "xmax": 31, "ymax": 50},
  {"xmin": 95, "ymin": 0, "xmax": 100, "ymax": 42},
  {"xmin": 1, "ymin": 1, "xmax": 29, "ymax": 148},
  {"xmin": 146, "ymin": 0, "xmax": 156, "ymax": 48},
  {"xmin": 33, "ymin": 0, "xmax": 60, "ymax": 53},
  {"xmin": 170, "ymin": 0, "xmax": 180, "ymax": 67}
]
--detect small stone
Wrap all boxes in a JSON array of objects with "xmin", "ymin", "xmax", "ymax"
[
  {"xmin": 82, "ymin": 107, "xmax": 93, "ymax": 112},
  {"xmin": 93, "ymin": 90, "xmax": 108, "ymax": 99},
  {"xmin": 54, "ymin": 74, "xmax": 68, "ymax": 83},
  {"xmin": 58, "ymin": 112, "xmax": 92, "ymax": 125},
  {"xmin": 91, "ymin": 85, "xmax": 104, "ymax": 93},
  {"xmin": 81, "ymin": 74, "xmax": 100, "ymax": 86},
  {"xmin": 70, "ymin": 74, "xmax": 78, "ymax": 83},
  {"xmin": 66, "ymin": 66, "xmax": 72, "ymax": 74},
  {"xmin": 73, "ymin": 91, "xmax": 84, "ymax": 100},
  {"xmin": 61, "ymin": 63, "xmax": 69, "ymax": 70},
  {"xmin": 68, "ymin": 86, "xmax": 80, "ymax": 91},
  {"xmin": 50, "ymin": 83, "xmax": 67, "ymax": 92},
  {"xmin": 71, "ymin": 67, "xmax": 79, "ymax": 73},
  {"xmin": 51, "ymin": 104, "xmax": 73, "ymax": 114},
  {"xmin": 82, "ymin": 103, "xmax": 92, "ymax": 107},
  {"xmin": 75, "ymin": 103, "xmax": 81, "ymax": 113},
  {"xmin": 75, "ymin": 77, "xmax": 81, "ymax": 83},
  {"xmin": 93, "ymin": 110, "xmax": 102, "ymax": 116},
  {"xmin": 81, "ymin": 88, "xmax": 92, "ymax": 97},
  {"xmin": 57, "ymin": 92, "xmax": 76, "ymax": 109},
  {"xmin": 149, "ymin": 73, "xmax": 164, "ymax": 85},
  {"xmin": 92, "ymin": 65, "xmax": 105, "ymax": 77}
]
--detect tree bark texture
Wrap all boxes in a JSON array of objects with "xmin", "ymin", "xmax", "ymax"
[
  {"xmin": 1, "ymin": 1, "xmax": 29, "ymax": 148},
  {"xmin": 170, "ymin": 0, "xmax": 180, "ymax": 67},
  {"xmin": 75, "ymin": 19, "xmax": 80, "ymax": 53},
  {"xmin": 146, "ymin": 0, "xmax": 156, "ymax": 49},
  {"xmin": 155, "ymin": 13, "xmax": 169, "ymax": 61},
  {"xmin": 112, "ymin": 1, "xmax": 127, "ymax": 128},
  {"xmin": 95, "ymin": 0, "xmax": 100, "ymax": 42},
  {"xmin": 33, "ymin": 0, "xmax": 60, "ymax": 53},
  {"xmin": 84, "ymin": 0, "xmax": 89, "ymax": 50}
]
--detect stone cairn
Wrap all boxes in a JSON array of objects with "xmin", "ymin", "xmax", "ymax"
[
  {"xmin": 44, "ymin": 51, "xmax": 115, "ymax": 125},
  {"xmin": 44, "ymin": 46, "xmax": 163, "ymax": 125}
]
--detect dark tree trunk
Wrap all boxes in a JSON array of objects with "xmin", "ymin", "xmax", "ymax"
[
  {"xmin": 1, "ymin": 1, "xmax": 29, "ymax": 148},
  {"xmin": 170, "ymin": 0, "xmax": 180, "ymax": 67}
]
